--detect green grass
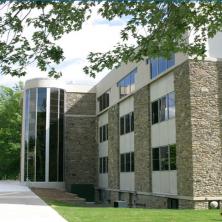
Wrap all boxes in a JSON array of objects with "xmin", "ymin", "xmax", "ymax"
[{"xmin": 47, "ymin": 200, "xmax": 222, "ymax": 222}]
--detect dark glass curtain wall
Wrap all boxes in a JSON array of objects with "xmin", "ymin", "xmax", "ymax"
[{"xmin": 24, "ymin": 87, "xmax": 64, "ymax": 182}]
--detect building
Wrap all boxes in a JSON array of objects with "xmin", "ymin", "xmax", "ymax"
[{"xmin": 21, "ymin": 32, "xmax": 222, "ymax": 209}]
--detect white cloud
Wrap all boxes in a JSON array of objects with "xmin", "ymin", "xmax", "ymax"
[{"xmin": 0, "ymin": 7, "xmax": 127, "ymax": 87}]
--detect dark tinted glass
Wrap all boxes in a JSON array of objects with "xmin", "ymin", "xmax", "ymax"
[
  {"xmin": 130, "ymin": 112, "xmax": 134, "ymax": 132},
  {"xmin": 170, "ymin": 144, "xmax": 176, "ymax": 170},
  {"xmin": 152, "ymin": 148, "xmax": 159, "ymax": 171},
  {"xmin": 120, "ymin": 117, "xmax": 125, "ymax": 135},
  {"xmin": 125, "ymin": 114, "xmax": 130, "ymax": 134},
  {"xmin": 152, "ymin": 100, "xmax": 159, "ymax": 124},
  {"xmin": 125, "ymin": 153, "xmax": 131, "ymax": 172},
  {"xmin": 121, "ymin": 154, "xmax": 125, "ymax": 172},
  {"xmin": 36, "ymin": 88, "xmax": 46, "ymax": 181},
  {"xmin": 160, "ymin": 146, "xmax": 169, "ymax": 170},
  {"xmin": 99, "ymin": 158, "xmax": 102, "ymax": 173},
  {"xmin": 131, "ymin": 152, "xmax": 134, "ymax": 172},
  {"xmin": 99, "ymin": 127, "xmax": 102, "ymax": 142}
]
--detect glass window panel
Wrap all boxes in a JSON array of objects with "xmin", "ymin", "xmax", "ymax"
[
  {"xmin": 102, "ymin": 157, "xmax": 106, "ymax": 174},
  {"xmin": 159, "ymin": 96, "xmax": 167, "ymax": 122},
  {"xmin": 106, "ymin": 157, "xmax": 108, "ymax": 173},
  {"xmin": 120, "ymin": 117, "xmax": 125, "ymax": 135},
  {"xmin": 150, "ymin": 58, "xmax": 158, "ymax": 79},
  {"xmin": 158, "ymin": 57, "xmax": 168, "ymax": 74},
  {"xmin": 99, "ymin": 158, "xmax": 103, "ymax": 173},
  {"xmin": 152, "ymin": 148, "xmax": 160, "ymax": 171},
  {"xmin": 121, "ymin": 154, "xmax": 125, "ymax": 172},
  {"xmin": 160, "ymin": 146, "xmax": 169, "ymax": 171},
  {"xmin": 152, "ymin": 100, "xmax": 159, "ymax": 124},
  {"xmin": 130, "ymin": 112, "xmax": 134, "ymax": 132},
  {"xmin": 125, "ymin": 153, "xmax": 131, "ymax": 172},
  {"xmin": 124, "ymin": 75, "xmax": 131, "ymax": 95},
  {"xmin": 125, "ymin": 114, "xmax": 130, "ymax": 134},
  {"xmin": 99, "ymin": 127, "xmax": 102, "ymax": 142},
  {"xmin": 170, "ymin": 144, "xmax": 176, "ymax": 170},
  {"xmin": 167, "ymin": 54, "xmax": 175, "ymax": 68},
  {"xmin": 131, "ymin": 152, "xmax": 134, "ymax": 172},
  {"xmin": 59, "ymin": 89, "xmax": 64, "ymax": 181},
  {"xmin": 168, "ymin": 92, "xmax": 175, "ymax": 119},
  {"xmin": 102, "ymin": 125, "xmax": 106, "ymax": 142},
  {"xmin": 130, "ymin": 70, "xmax": 136, "ymax": 92},
  {"xmin": 36, "ymin": 88, "xmax": 46, "ymax": 181},
  {"xmin": 106, "ymin": 124, "xmax": 108, "ymax": 140}
]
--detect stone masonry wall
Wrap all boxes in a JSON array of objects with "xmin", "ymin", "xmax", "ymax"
[
  {"xmin": 64, "ymin": 92, "xmax": 97, "ymax": 191},
  {"xmin": 108, "ymin": 104, "xmax": 120, "ymax": 202},
  {"xmin": 175, "ymin": 60, "xmax": 222, "ymax": 205},
  {"xmin": 189, "ymin": 61, "xmax": 222, "ymax": 197},
  {"xmin": 134, "ymin": 85, "xmax": 152, "ymax": 192},
  {"xmin": 174, "ymin": 61, "xmax": 193, "ymax": 197}
]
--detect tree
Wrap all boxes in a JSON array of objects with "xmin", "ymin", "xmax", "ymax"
[
  {"xmin": 0, "ymin": 1, "xmax": 222, "ymax": 78},
  {"xmin": 0, "ymin": 83, "xmax": 23, "ymax": 179}
]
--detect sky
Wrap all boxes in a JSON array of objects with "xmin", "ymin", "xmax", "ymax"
[{"xmin": 0, "ymin": 9, "xmax": 127, "ymax": 87}]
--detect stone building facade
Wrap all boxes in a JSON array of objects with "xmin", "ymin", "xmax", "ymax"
[{"xmin": 21, "ymin": 33, "xmax": 222, "ymax": 209}]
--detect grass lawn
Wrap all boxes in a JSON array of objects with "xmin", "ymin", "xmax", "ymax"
[{"xmin": 48, "ymin": 200, "xmax": 222, "ymax": 222}]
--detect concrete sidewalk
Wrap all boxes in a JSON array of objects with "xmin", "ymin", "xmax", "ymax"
[{"xmin": 0, "ymin": 181, "xmax": 67, "ymax": 222}]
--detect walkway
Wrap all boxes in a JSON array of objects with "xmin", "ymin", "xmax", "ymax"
[{"xmin": 0, "ymin": 181, "xmax": 67, "ymax": 222}]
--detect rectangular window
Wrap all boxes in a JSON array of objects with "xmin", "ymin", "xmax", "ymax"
[
  {"xmin": 121, "ymin": 154, "xmax": 125, "ymax": 172},
  {"xmin": 130, "ymin": 112, "xmax": 134, "ymax": 132},
  {"xmin": 159, "ymin": 96, "xmax": 167, "ymax": 122},
  {"xmin": 125, "ymin": 114, "xmax": 130, "ymax": 134},
  {"xmin": 152, "ymin": 100, "xmax": 159, "ymax": 124},
  {"xmin": 125, "ymin": 153, "xmax": 131, "ymax": 172},
  {"xmin": 150, "ymin": 55, "xmax": 175, "ymax": 79},
  {"xmin": 117, "ymin": 68, "xmax": 137, "ymax": 98},
  {"xmin": 120, "ymin": 116, "xmax": 125, "ymax": 135},
  {"xmin": 99, "ymin": 158, "xmax": 103, "ymax": 173},
  {"xmin": 120, "ymin": 152, "xmax": 134, "ymax": 173},
  {"xmin": 99, "ymin": 124, "xmax": 108, "ymax": 143},
  {"xmin": 168, "ymin": 92, "xmax": 175, "ymax": 119},
  {"xmin": 152, "ymin": 145, "xmax": 176, "ymax": 171},
  {"xmin": 131, "ymin": 152, "xmax": 134, "ymax": 172},
  {"xmin": 99, "ymin": 157, "xmax": 108, "ymax": 174},
  {"xmin": 152, "ymin": 148, "xmax": 160, "ymax": 171},
  {"xmin": 98, "ymin": 91, "xmax": 110, "ymax": 112},
  {"xmin": 170, "ymin": 144, "xmax": 176, "ymax": 170},
  {"xmin": 160, "ymin": 146, "xmax": 169, "ymax": 171},
  {"xmin": 151, "ymin": 91, "xmax": 175, "ymax": 124},
  {"xmin": 120, "ymin": 112, "xmax": 134, "ymax": 135}
]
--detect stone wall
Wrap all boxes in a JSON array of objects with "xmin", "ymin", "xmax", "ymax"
[
  {"xmin": 189, "ymin": 61, "xmax": 222, "ymax": 197},
  {"xmin": 64, "ymin": 92, "xmax": 97, "ymax": 191},
  {"xmin": 108, "ymin": 104, "xmax": 120, "ymax": 202},
  {"xmin": 174, "ymin": 61, "xmax": 194, "ymax": 197},
  {"xmin": 175, "ymin": 60, "xmax": 222, "ymax": 208},
  {"xmin": 134, "ymin": 85, "xmax": 152, "ymax": 192}
]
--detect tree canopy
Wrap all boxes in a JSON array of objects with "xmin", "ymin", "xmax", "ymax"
[
  {"xmin": 0, "ymin": 83, "xmax": 23, "ymax": 179},
  {"xmin": 0, "ymin": 1, "xmax": 222, "ymax": 78}
]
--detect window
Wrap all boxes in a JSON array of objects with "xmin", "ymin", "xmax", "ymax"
[
  {"xmin": 117, "ymin": 68, "xmax": 137, "ymax": 98},
  {"xmin": 152, "ymin": 148, "xmax": 159, "ymax": 171},
  {"xmin": 160, "ymin": 146, "xmax": 169, "ymax": 170},
  {"xmin": 152, "ymin": 101, "xmax": 159, "ymax": 124},
  {"xmin": 169, "ymin": 144, "xmax": 176, "ymax": 170},
  {"xmin": 168, "ymin": 92, "xmax": 175, "ymax": 119},
  {"xmin": 98, "ymin": 91, "xmax": 110, "ymax": 112},
  {"xmin": 99, "ymin": 157, "xmax": 108, "ymax": 174},
  {"xmin": 159, "ymin": 96, "xmax": 167, "ymax": 122},
  {"xmin": 152, "ymin": 145, "xmax": 176, "ymax": 171},
  {"xmin": 120, "ymin": 152, "xmax": 134, "ymax": 172},
  {"xmin": 119, "ymin": 112, "xmax": 134, "ymax": 135},
  {"xmin": 151, "ymin": 91, "xmax": 175, "ymax": 125},
  {"xmin": 150, "ymin": 55, "xmax": 175, "ymax": 79},
  {"xmin": 99, "ymin": 124, "xmax": 108, "ymax": 143}
]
